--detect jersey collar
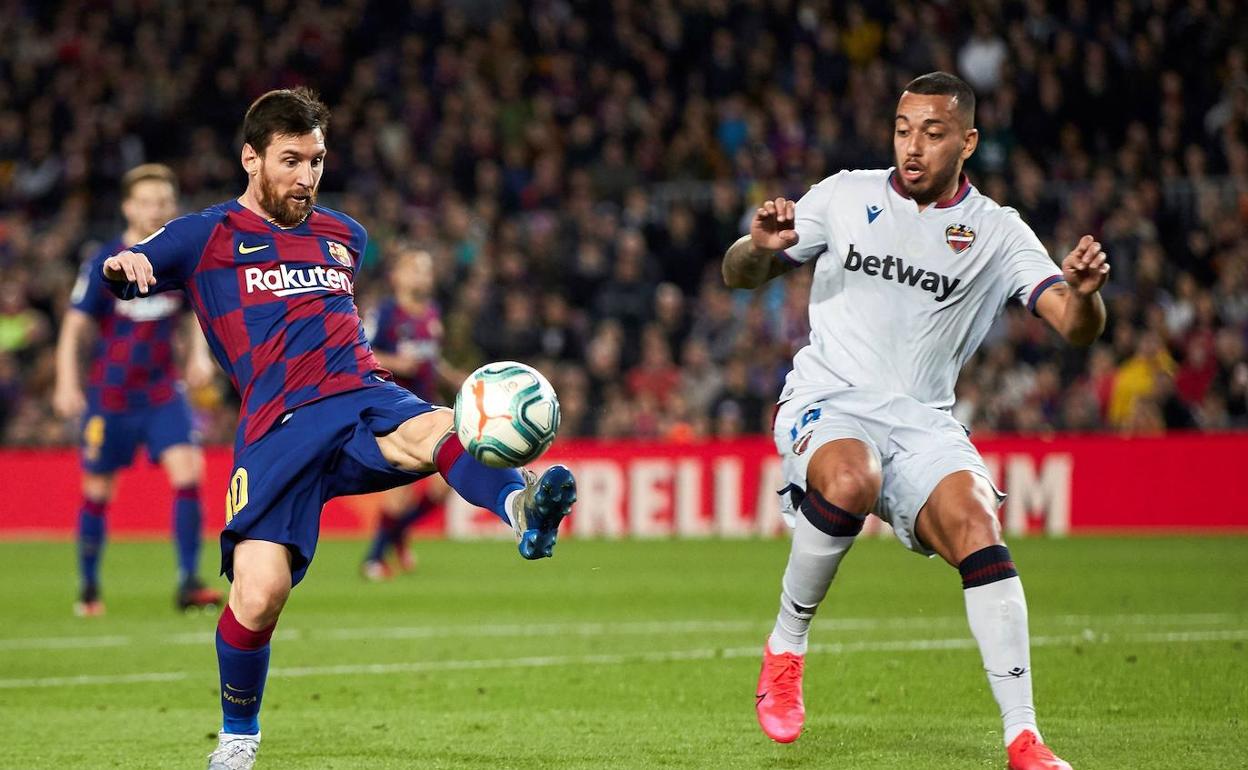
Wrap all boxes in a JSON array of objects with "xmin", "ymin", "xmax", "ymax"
[{"xmin": 887, "ymin": 170, "xmax": 973, "ymax": 209}]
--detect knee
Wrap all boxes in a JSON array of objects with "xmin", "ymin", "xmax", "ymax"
[
  {"xmin": 808, "ymin": 460, "xmax": 881, "ymax": 514},
  {"xmin": 162, "ymin": 446, "xmax": 204, "ymax": 487},
  {"xmin": 229, "ymin": 577, "xmax": 289, "ymax": 629},
  {"xmin": 82, "ymin": 474, "xmax": 115, "ymax": 503}
]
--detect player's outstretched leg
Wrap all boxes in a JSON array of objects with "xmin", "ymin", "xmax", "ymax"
[
  {"xmin": 432, "ymin": 433, "xmax": 575, "ymax": 560},
  {"xmin": 208, "ymin": 540, "xmax": 290, "ymax": 770},
  {"xmin": 757, "ymin": 439, "xmax": 877, "ymax": 743},
  {"xmin": 510, "ymin": 465, "xmax": 576, "ymax": 559},
  {"xmin": 918, "ymin": 472, "xmax": 1072, "ymax": 770},
  {"xmin": 377, "ymin": 410, "xmax": 575, "ymax": 559}
]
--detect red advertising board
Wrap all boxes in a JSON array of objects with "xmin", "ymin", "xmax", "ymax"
[{"xmin": 1, "ymin": 434, "xmax": 1246, "ymax": 537}]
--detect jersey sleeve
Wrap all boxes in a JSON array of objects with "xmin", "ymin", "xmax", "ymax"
[
  {"xmin": 103, "ymin": 212, "xmax": 217, "ymax": 299},
  {"xmin": 70, "ymin": 249, "xmax": 117, "ymax": 319},
  {"xmin": 334, "ymin": 208, "xmax": 369, "ymax": 273},
  {"xmin": 1000, "ymin": 210, "xmax": 1064, "ymax": 315},
  {"xmin": 779, "ymin": 173, "xmax": 840, "ymax": 266}
]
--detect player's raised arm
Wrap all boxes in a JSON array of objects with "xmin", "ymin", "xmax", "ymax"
[
  {"xmin": 102, "ymin": 250, "xmax": 157, "ymax": 296},
  {"xmin": 1034, "ymin": 234, "xmax": 1109, "ymax": 347},
  {"xmin": 101, "ymin": 213, "xmax": 213, "ymax": 299},
  {"xmin": 724, "ymin": 177, "xmax": 839, "ymax": 290},
  {"xmin": 722, "ymin": 197, "xmax": 801, "ymax": 290}
]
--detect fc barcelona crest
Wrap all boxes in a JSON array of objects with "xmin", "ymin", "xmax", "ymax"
[
  {"xmin": 945, "ymin": 224, "xmax": 975, "ymax": 253},
  {"xmin": 327, "ymin": 241, "xmax": 352, "ymax": 267}
]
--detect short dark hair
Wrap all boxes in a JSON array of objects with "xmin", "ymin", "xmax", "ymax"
[
  {"xmin": 243, "ymin": 86, "xmax": 330, "ymax": 155},
  {"xmin": 121, "ymin": 163, "xmax": 177, "ymax": 200},
  {"xmin": 903, "ymin": 72, "xmax": 976, "ymax": 128}
]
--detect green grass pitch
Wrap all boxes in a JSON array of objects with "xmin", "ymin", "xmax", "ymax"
[{"xmin": 0, "ymin": 535, "xmax": 1244, "ymax": 769}]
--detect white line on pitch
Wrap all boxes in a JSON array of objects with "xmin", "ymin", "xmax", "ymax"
[
  {"xmin": 0, "ymin": 612, "xmax": 1240, "ymax": 652},
  {"xmin": 0, "ymin": 628, "xmax": 1244, "ymax": 690}
]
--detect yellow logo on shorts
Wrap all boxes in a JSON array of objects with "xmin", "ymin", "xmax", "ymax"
[
  {"xmin": 83, "ymin": 416, "xmax": 105, "ymax": 462},
  {"xmin": 225, "ymin": 467, "xmax": 249, "ymax": 523}
]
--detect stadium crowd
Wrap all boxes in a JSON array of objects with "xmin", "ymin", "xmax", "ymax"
[{"xmin": 1, "ymin": 0, "xmax": 1246, "ymax": 445}]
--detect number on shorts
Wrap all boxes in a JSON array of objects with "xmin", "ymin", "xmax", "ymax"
[
  {"xmin": 83, "ymin": 415, "xmax": 105, "ymax": 462},
  {"xmin": 225, "ymin": 467, "xmax": 249, "ymax": 523}
]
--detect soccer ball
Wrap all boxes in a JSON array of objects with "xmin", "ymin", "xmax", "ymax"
[{"xmin": 453, "ymin": 361, "xmax": 561, "ymax": 468}]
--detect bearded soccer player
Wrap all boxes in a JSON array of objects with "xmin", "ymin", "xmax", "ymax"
[
  {"xmin": 54, "ymin": 163, "xmax": 222, "ymax": 615},
  {"xmin": 724, "ymin": 72, "xmax": 1106, "ymax": 770},
  {"xmin": 359, "ymin": 246, "xmax": 457, "ymax": 579},
  {"xmin": 101, "ymin": 88, "xmax": 576, "ymax": 770}
]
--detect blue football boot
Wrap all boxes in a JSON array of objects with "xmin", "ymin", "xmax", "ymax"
[{"xmin": 511, "ymin": 465, "xmax": 576, "ymax": 559}]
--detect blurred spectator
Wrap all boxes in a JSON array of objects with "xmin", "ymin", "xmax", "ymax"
[
  {"xmin": 0, "ymin": 0, "xmax": 1246, "ymax": 443},
  {"xmin": 957, "ymin": 17, "xmax": 1008, "ymax": 94},
  {"xmin": 0, "ymin": 282, "xmax": 48, "ymax": 357},
  {"xmin": 1109, "ymin": 332, "xmax": 1178, "ymax": 428},
  {"xmin": 626, "ymin": 326, "xmax": 681, "ymax": 408},
  {"xmin": 710, "ymin": 356, "xmax": 767, "ymax": 437}
]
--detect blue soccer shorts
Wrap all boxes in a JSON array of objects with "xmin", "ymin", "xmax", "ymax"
[
  {"xmin": 80, "ymin": 394, "xmax": 197, "ymax": 475},
  {"xmin": 220, "ymin": 381, "xmax": 437, "ymax": 586}
]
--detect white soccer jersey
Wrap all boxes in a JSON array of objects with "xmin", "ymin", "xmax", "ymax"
[{"xmin": 779, "ymin": 168, "xmax": 1064, "ymax": 411}]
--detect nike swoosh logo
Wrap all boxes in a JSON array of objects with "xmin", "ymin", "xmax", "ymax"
[
  {"xmin": 238, "ymin": 243, "xmax": 270, "ymax": 254},
  {"xmin": 755, "ymin": 692, "xmax": 767, "ymax": 705},
  {"xmin": 224, "ymin": 683, "xmax": 249, "ymax": 693}
]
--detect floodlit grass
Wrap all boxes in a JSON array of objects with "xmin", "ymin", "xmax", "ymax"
[{"xmin": 0, "ymin": 536, "xmax": 1244, "ymax": 768}]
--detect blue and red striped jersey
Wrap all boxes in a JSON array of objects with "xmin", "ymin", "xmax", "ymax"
[
  {"xmin": 72, "ymin": 238, "xmax": 183, "ymax": 412},
  {"xmin": 104, "ymin": 200, "xmax": 388, "ymax": 448},
  {"xmin": 366, "ymin": 298, "xmax": 442, "ymax": 398}
]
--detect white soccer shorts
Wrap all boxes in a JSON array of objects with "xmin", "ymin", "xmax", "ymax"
[{"xmin": 772, "ymin": 386, "xmax": 1004, "ymax": 555}]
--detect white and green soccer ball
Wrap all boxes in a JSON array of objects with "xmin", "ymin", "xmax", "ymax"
[{"xmin": 453, "ymin": 361, "xmax": 561, "ymax": 468}]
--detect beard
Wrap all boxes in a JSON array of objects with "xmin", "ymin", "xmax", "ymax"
[
  {"xmin": 257, "ymin": 172, "xmax": 315, "ymax": 227},
  {"xmin": 896, "ymin": 158, "xmax": 960, "ymax": 206}
]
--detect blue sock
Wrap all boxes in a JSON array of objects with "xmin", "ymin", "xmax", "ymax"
[
  {"xmin": 173, "ymin": 486, "xmax": 202, "ymax": 585},
  {"xmin": 216, "ymin": 606, "xmax": 274, "ymax": 735},
  {"xmin": 365, "ymin": 514, "xmax": 398, "ymax": 562},
  {"xmin": 434, "ymin": 437, "xmax": 523, "ymax": 526},
  {"xmin": 77, "ymin": 499, "xmax": 107, "ymax": 589}
]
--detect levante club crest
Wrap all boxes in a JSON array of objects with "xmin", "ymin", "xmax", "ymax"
[
  {"xmin": 945, "ymin": 224, "xmax": 975, "ymax": 253},
  {"xmin": 327, "ymin": 241, "xmax": 352, "ymax": 267}
]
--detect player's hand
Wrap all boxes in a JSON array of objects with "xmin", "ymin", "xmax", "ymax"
[
  {"xmin": 52, "ymin": 382, "xmax": 86, "ymax": 420},
  {"xmin": 185, "ymin": 354, "xmax": 216, "ymax": 390},
  {"xmin": 103, "ymin": 250, "xmax": 156, "ymax": 294},
  {"xmin": 749, "ymin": 197, "xmax": 799, "ymax": 254},
  {"xmin": 1061, "ymin": 235, "xmax": 1110, "ymax": 296}
]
